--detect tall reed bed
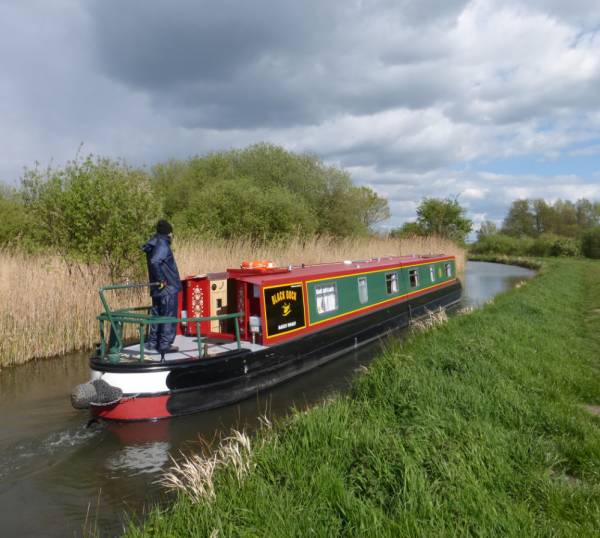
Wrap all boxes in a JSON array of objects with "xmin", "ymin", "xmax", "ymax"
[
  {"xmin": 175, "ymin": 234, "xmax": 465, "ymax": 274},
  {"xmin": 0, "ymin": 236, "xmax": 464, "ymax": 368}
]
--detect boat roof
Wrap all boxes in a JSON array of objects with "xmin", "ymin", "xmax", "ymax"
[{"xmin": 229, "ymin": 254, "xmax": 454, "ymax": 286}]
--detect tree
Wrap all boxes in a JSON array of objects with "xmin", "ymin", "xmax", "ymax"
[
  {"xmin": 553, "ymin": 200, "xmax": 578, "ymax": 237},
  {"xmin": 172, "ymin": 177, "xmax": 317, "ymax": 241},
  {"xmin": 531, "ymin": 199, "xmax": 553, "ymax": 236},
  {"xmin": 0, "ymin": 186, "xmax": 32, "ymax": 246},
  {"xmin": 389, "ymin": 221, "xmax": 424, "ymax": 238},
  {"xmin": 415, "ymin": 197, "xmax": 472, "ymax": 243},
  {"xmin": 353, "ymin": 186, "xmax": 390, "ymax": 229},
  {"xmin": 575, "ymin": 198, "xmax": 598, "ymax": 230},
  {"xmin": 581, "ymin": 227, "xmax": 600, "ymax": 259},
  {"xmin": 153, "ymin": 144, "xmax": 388, "ymax": 238},
  {"xmin": 22, "ymin": 155, "xmax": 161, "ymax": 278},
  {"xmin": 477, "ymin": 220, "xmax": 497, "ymax": 241},
  {"xmin": 502, "ymin": 200, "xmax": 535, "ymax": 237}
]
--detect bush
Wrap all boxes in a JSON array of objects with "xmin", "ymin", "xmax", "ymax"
[
  {"xmin": 153, "ymin": 144, "xmax": 389, "ymax": 238},
  {"xmin": 0, "ymin": 188, "xmax": 33, "ymax": 247},
  {"xmin": 21, "ymin": 155, "xmax": 162, "ymax": 278},
  {"xmin": 172, "ymin": 177, "xmax": 317, "ymax": 241},
  {"xmin": 471, "ymin": 233, "xmax": 581, "ymax": 258},
  {"xmin": 470, "ymin": 234, "xmax": 533, "ymax": 256},
  {"xmin": 547, "ymin": 235, "xmax": 580, "ymax": 257},
  {"xmin": 529, "ymin": 234, "xmax": 581, "ymax": 257},
  {"xmin": 581, "ymin": 227, "xmax": 600, "ymax": 259}
]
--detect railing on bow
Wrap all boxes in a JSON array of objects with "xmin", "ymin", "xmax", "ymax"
[{"xmin": 97, "ymin": 282, "xmax": 243, "ymax": 363}]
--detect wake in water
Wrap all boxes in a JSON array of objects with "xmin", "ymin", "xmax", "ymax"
[{"xmin": 0, "ymin": 424, "xmax": 101, "ymax": 483}]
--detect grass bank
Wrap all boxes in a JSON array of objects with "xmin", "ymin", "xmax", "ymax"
[
  {"xmin": 468, "ymin": 253, "xmax": 543, "ymax": 270},
  {"xmin": 0, "ymin": 236, "xmax": 463, "ymax": 368},
  {"xmin": 126, "ymin": 258, "xmax": 600, "ymax": 537}
]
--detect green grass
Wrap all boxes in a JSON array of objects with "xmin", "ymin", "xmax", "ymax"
[{"xmin": 126, "ymin": 259, "xmax": 600, "ymax": 537}]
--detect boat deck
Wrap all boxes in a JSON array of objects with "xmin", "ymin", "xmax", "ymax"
[{"xmin": 118, "ymin": 334, "xmax": 267, "ymax": 363}]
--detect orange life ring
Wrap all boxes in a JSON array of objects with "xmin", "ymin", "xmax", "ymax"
[{"xmin": 241, "ymin": 260, "xmax": 273, "ymax": 269}]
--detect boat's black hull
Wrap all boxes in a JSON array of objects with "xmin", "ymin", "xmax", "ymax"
[{"xmin": 91, "ymin": 280, "xmax": 461, "ymax": 420}]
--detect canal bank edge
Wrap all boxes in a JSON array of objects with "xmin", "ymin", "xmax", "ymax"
[
  {"xmin": 468, "ymin": 253, "xmax": 543, "ymax": 271},
  {"xmin": 125, "ymin": 258, "xmax": 600, "ymax": 537}
]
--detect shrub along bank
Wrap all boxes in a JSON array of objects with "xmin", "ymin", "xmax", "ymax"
[
  {"xmin": 126, "ymin": 259, "xmax": 600, "ymax": 537},
  {"xmin": 467, "ymin": 253, "xmax": 543, "ymax": 271},
  {"xmin": 470, "ymin": 232, "xmax": 582, "ymax": 258}
]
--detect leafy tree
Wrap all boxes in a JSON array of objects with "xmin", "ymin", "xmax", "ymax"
[
  {"xmin": 502, "ymin": 200, "xmax": 535, "ymax": 237},
  {"xmin": 317, "ymin": 167, "xmax": 372, "ymax": 236},
  {"xmin": 172, "ymin": 177, "xmax": 317, "ymax": 241},
  {"xmin": 575, "ymin": 198, "xmax": 597, "ymax": 229},
  {"xmin": 21, "ymin": 155, "xmax": 161, "ymax": 278},
  {"xmin": 389, "ymin": 222, "xmax": 424, "ymax": 238},
  {"xmin": 153, "ymin": 144, "xmax": 388, "ymax": 238},
  {"xmin": 0, "ymin": 186, "xmax": 33, "ymax": 246},
  {"xmin": 415, "ymin": 197, "xmax": 472, "ymax": 243},
  {"xmin": 473, "ymin": 196, "xmax": 600, "ymax": 257},
  {"xmin": 581, "ymin": 227, "xmax": 600, "ymax": 259},
  {"xmin": 353, "ymin": 186, "xmax": 390, "ymax": 229},
  {"xmin": 502, "ymin": 198, "xmax": 598, "ymax": 239},
  {"xmin": 552, "ymin": 200, "xmax": 578, "ymax": 237},
  {"xmin": 531, "ymin": 199, "xmax": 553, "ymax": 236},
  {"xmin": 477, "ymin": 220, "xmax": 498, "ymax": 241}
]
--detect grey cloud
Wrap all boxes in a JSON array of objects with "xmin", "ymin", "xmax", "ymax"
[
  {"xmin": 85, "ymin": 0, "xmax": 470, "ymax": 130},
  {"xmin": 332, "ymin": 142, "xmax": 461, "ymax": 173},
  {"xmin": 512, "ymin": 0, "xmax": 600, "ymax": 28},
  {"xmin": 389, "ymin": 0, "xmax": 470, "ymax": 25},
  {"xmin": 88, "ymin": 1, "xmax": 333, "ymax": 87},
  {"xmin": 2, "ymin": 0, "xmax": 600, "ymax": 229}
]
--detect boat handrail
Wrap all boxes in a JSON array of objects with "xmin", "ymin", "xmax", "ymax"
[{"xmin": 97, "ymin": 282, "xmax": 244, "ymax": 363}]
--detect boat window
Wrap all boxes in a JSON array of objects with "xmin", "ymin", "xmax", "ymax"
[
  {"xmin": 429, "ymin": 266, "xmax": 435, "ymax": 282},
  {"xmin": 315, "ymin": 283, "xmax": 338, "ymax": 314},
  {"xmin": 358, "ymin": 277, "xmax": 368, "ymax": 304},
  {"xmin": 445, "ymin": 263, "xmax": 452, "ymax": 277},
  {"xmin": 385, "ymin": 272, "xmax": 398, "ymax": 294},
  {"xmin": 409, "ymin": 269, "xmax": 419, "ymax": 288}
]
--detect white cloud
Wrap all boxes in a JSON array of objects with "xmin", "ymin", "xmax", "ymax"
[
  {"xmin": 0, "ymin": 0, "xmax": 599, "ymax": 226},
  {"xmin": 569, "ymin": 144, "xmax": 600, "ymax": 156}
]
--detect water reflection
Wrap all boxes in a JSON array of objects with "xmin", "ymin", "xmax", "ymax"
[
  {"xmin": 460, "ymin": 261, "xmax": 535, "ymax": 308},
  {"xmin": 0, "ymin": 261, "xmax": 535, "ymax": 537},
  {"xmin": 105, "ymin": 442, "xmax": 171, "ymax": 475}
]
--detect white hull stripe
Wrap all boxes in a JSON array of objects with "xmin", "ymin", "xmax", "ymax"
[{"xmin": 91, "ymin": 370, "xmax": 169, "ymax": 395}]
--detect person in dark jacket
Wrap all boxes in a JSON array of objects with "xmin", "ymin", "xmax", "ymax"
[{"xmin": 142, "ymin": 220, "xmax": 182, "ymax": 354}]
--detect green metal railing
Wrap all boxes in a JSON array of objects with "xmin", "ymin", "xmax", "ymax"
[{"xmin": 97, "ymin": 282, "xmax": 243, "ymax": 363}]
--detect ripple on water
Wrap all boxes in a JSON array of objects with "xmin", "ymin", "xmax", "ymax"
[
  {"xmin": 105, "ymin": 442, "xmax": 171, "ymax": 476},
  {"xmin": 0, "ymin": 425, "xmax": 100, "ymax": 484}
]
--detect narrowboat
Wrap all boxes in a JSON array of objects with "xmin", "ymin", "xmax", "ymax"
[{"xmin": 71, "ymin": 254, "xmax": 461, "ymax": 421}]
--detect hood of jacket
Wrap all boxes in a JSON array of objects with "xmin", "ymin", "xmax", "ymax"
[{"xmin": 142, "ymin": 234, "xmax": 170, "ymax": 253}]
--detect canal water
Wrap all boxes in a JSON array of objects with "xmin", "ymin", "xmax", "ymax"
[{"xmin": 0, "ymin": 261, "xmax": 534, "ymax": 537}]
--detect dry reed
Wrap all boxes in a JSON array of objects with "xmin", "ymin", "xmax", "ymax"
[
  {"xmin": 159, "ymin": 430, "xmax": 253, "ymax": 504},
  {"xmin": 0, "ymin": 236, "xmax": 464, "ymax": 368},
  {"xmin": 410, "ymin": 306, "xmax": 449, "ymax": 332},
  {"xmin": 174, "ymin": 234, "xmax": 466, "ymax": 275}
]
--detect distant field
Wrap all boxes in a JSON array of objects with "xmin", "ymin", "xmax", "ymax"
[
  {"xmin": 0, "ymin": 235, "xmax": 464, "ymax": 368},
  {"xmin": 125, "ymin": 258, "xmax": 600, "ymax": 537}
]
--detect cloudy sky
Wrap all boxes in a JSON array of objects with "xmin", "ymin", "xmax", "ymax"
[{"xmin": 1, "ymin": 0, "xmax": 600, "ymax": 230}]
